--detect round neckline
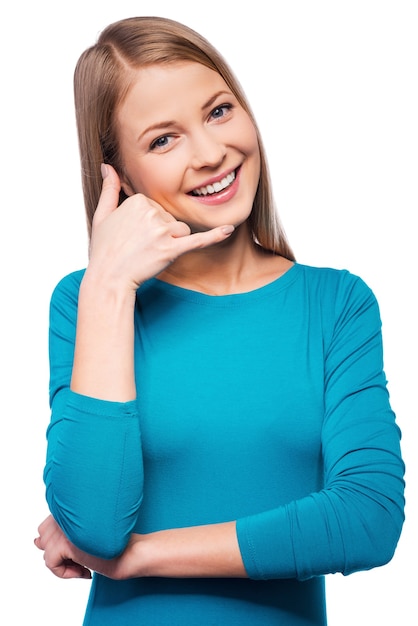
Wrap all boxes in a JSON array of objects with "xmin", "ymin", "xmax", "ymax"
[{"xmin": 146, "ymin": 262, "xmax": 301, "ymax": 307}]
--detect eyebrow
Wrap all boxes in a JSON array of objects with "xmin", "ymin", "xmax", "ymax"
[{"xmin": 137, "ymin": 90, "xmax": 232, "ymax": 142}]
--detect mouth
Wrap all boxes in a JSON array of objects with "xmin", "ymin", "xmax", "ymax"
[{"xmin": 189, "ymin": 168, "xmax": 238, "ymax": 197}]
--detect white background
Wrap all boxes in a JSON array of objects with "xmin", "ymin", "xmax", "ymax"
[{"xmin": 1, "ymin": 1, "xmax": 416, "ymax": 624}]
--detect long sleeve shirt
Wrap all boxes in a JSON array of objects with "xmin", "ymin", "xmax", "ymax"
[{"xmin": 43, "ymin": 263, "xmax": 405, "ymax": 625}]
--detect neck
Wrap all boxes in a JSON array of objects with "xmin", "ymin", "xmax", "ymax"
[{"xmin": 157, "ymin": 222, "xmax": 289, "ymax": 296}]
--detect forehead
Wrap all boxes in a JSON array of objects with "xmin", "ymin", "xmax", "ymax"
[{"xmin": 118, "ymin": 62, "xmax": 231, "ymax": 128}]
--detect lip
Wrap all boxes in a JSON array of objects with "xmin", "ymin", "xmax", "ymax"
[
  {"xmin": 189, "ymin": 166, "xmax": 238, "ymax": 192},
  {"xmin": 188, "ymin": 166, "xmax": 241, "ymax": 206}
]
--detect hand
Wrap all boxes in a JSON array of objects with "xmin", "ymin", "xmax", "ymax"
[
  {"xmin": 34, "ymin": 515, "xmax": 143, "ymax": 580},
  {"xmin": 34, "ymin": 515, "xmax": 92, "ymax": 579},
  {"xmin": 87, "ymin": 164, "xmax": 234, "ymax": 291}
]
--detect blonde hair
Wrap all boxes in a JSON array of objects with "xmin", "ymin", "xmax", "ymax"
[{"xmin": 74, "ymin": 16, "xmax": 295, "ymax": 259}]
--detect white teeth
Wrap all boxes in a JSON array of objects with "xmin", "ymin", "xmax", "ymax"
[{"xmin": 192, "ymin": 171, "xmax": 236, "ymax": 196}]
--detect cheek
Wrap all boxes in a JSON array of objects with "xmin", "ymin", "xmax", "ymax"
[
  {"xmin": 129, "ymin": 163, "xmax": 183, "ymax": 202},
  {"xmin": 234, "ymin": 117, "xmax": 260, "ymax": 161},
  {"xmin": 238, "ymin": 123, "xmax": 261, "ymax": 178},
  {"xmin": 245, "ymin": 125, "xmax": 260, "ymax": 156},
  {"xmin": 122, "ymin": 162, "xmax": 157, "ymax": 197}
]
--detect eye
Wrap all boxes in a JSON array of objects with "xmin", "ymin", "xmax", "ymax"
[
  {"xmin": 209, "ymin": 103, "xmax": 233, "ymax": 121},
  {"xmin": 149, "ymin": 135, "xmax": 173, "ymax": 151}
]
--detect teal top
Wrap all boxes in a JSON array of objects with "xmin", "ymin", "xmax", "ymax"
[{"xmin": 44, "ymin": 263, "xmax": 405, "ymax": 625}]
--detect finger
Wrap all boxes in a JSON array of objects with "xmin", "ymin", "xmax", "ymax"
[
  {"xmin": 37, "ymin": 514, "xmax": 54, "ymax": 535},
  {"xmin": 51, "ymin": 560, "xmax": 92, "ymax": 580},
  {"xmin": 35, "ymin": 515, "xmax": 56, "ymax": 549},
  {"xmin": 94, "ymin": 163, "xmax": 122, "ymax": 225},
  {"xmin": 170, "ymin": 220, "xmax": 192, "ymax": 238},
  {"xmin": 175, "ymin": 224, "xmax": 235, "ymax": 254}
]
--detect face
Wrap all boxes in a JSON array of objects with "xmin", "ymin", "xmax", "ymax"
[{"xmin": 116, "ymin": 62, "xmax": 261, "ymax": 232}]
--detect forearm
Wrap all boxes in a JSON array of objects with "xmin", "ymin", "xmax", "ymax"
[
  {"xmin": 137, "ymin": 521, "xmax": 247, "ymax": 578},
  {"xmin": 45, "ymin": 271, "xmax": 144, "ymax": 557},
  {"xmin": 76, "ymin": 521, "xmax": 247, "ymax": 580},
  {"xmin": 71, "ymin": 269, "xmax": 137, "ymax": 401}
]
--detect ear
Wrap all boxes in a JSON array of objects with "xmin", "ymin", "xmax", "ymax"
[
  {"xmin": 119, "ymin": 175, "xmax": 136, "ymax": 197},
  {"xmin": 117, "ymin": 167, "xmax": 138, "ymax": 197}
]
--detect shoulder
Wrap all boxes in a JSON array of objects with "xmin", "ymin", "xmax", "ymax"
[
  {"xmin": 49, "ymin": 269, "xmax": 86, "ymax": 314},
  {"xmin": 51, "ymin": 269, "xmax": 86, "ymax": 298},
  {"xmin": 294, "ymin": 263, "xmax": 380, "ymax": 334},
  {"xmin": 295, "ymin": 263, "xmax": 375, "ymax": 301}
]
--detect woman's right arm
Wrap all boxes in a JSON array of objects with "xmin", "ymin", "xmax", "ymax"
[
  {"xmin": 44, "ymin": 165, "xmax": 234, "ymax": 559},
  {"xmin": 71, "ymin": 163, "xmax": 234, "ymax": 401},
  {"xmin": 44, "ymin": 269, "xmax": 143, "ymax": 559}
]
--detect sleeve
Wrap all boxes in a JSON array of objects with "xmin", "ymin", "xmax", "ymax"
[
  {"xmin": 43, "ymin": 271, "xmax": 144, "ymax": 559},
  {"xmin": 236, "ymin": 273, "xmax": 405, "ymax": 580}
]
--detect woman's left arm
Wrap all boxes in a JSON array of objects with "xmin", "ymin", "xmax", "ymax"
[
  {"xmin": 35, "ymin": 514, "xmax": 247, "ymax": 579},
  {"xmin": 235, "ymin": 274, "xmax": 405, "ymax": 581}
]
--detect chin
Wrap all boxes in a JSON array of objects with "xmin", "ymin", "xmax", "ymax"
[{"xmin": 190, "ymin": 207, "xmax": 252, "ymax": 233}]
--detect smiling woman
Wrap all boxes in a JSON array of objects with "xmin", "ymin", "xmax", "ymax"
[
  {"xmin": 34, "ymin": 14, "xmax": 405, "ymax": 626},
  {"xmin": 73, "ymin": 16, "xmax": 293, "ymax": 258},
  {"xmin": 116, "ymin": 62, "xmax": 261, "ymax": 232}
]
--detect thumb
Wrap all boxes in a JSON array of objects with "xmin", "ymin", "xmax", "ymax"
[{"xmin": 94, "ymin": 163, "xmax": 122, "ymax": 225}]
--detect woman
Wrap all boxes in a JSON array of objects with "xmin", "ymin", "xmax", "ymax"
[{"xmin": 35, "ymin": 16, "xmax": 405, "ymax": 625}]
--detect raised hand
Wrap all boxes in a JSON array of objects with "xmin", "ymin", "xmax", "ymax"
[
  {"xmin": 71, "ymin": 163, "xmax": 233, "ymax": 401},
  {"xmin": 87, "ymin": 164, "xmax": 234, "ymax": 292}
]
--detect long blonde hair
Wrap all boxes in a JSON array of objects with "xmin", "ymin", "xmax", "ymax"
[{"xmin": 74, "ymin": 16, "xmax": 295, "ymax": 259}]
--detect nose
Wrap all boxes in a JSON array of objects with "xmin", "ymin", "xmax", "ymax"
[{"xmin": 190, "ymin": 128, "xmax": 226, "ymax": 170}]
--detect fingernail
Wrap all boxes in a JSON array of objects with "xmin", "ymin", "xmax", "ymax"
[
  {"xmin": 100, "ymin": 163, "xmax": 109, "ymax": 179},
  {"xmin": 221, "ymin": 225, "xmax": 235, "ymax": 235}
]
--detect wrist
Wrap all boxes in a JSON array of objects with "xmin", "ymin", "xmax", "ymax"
[{"xmin": 81, "ymin": 265, "xmax": 138, "ymax": 303}]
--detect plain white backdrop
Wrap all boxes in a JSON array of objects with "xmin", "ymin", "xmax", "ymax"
[{"xmin": 1, "ymin": 1, "xmax": 416, "ymax": 623}]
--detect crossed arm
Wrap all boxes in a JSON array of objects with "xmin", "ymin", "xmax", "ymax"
[{"xmin": 34, "ymin": 514, "xmax": 246, "ymax": 580}]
